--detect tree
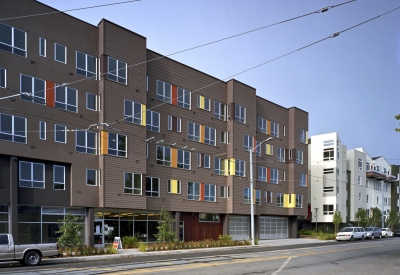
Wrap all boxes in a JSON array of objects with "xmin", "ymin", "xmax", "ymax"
[
  {"xmin": 56, "ymin": 213, "xmax": 84, "ymax": 248},
  {"xmin": 332, "ymin": 211, "xmax": 342, "ymax": 235},
  {"xmin": 354, "ymin": 208, "xmax": 368, "ymax": 227},
  {"xmin": 396, "ymin": 114, "xmax": 400, "ymax": 132},
  {"xmin": 154, "ymin": 206, "xmax": 176, "ymax": 244},
  {"xmin": 385, "ymin": 210, "xmax": 400, "ymax": 230},
  {"xmin": 369, "ymin": 207, "xmax": 382, "ymax": 227}
]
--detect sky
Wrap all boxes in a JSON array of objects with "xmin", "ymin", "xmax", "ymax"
[{"xmin": 38, "ymin": 0, "xmax": 400, "ymax": 165}]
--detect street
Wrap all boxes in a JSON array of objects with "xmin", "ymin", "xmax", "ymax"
[{"xmin": 1, "ymin": 238, "xmax": 400, "ymax": 274}]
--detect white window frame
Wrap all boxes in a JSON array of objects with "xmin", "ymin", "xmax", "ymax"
[
  {"xmin": 167, "ymin": 116, "xmax": 181, "ymax": 132},
  {"xmin": 39, "ymin": 121, "xmax": 46, "ymax": 140},
  {"xmin": 204, "ymin": 155, "xmax": 210, "ymax": 168},
  {"xmin": 86, "ymin": 93, "xmax": 97, "ymax": 111},
  {"xmin": 0, "ymin": 68, "xmax": 5, "ymax": 88},
  {"xmin": 358, "ymin": 159, "xmax": 363, "ymax": 170},
  {"xmin": 188, "ymin": 121, "xmax": 200, "ymax": 142},
  {"xmin": 53, "ymin": 165, "xmax": 66, "ymax": 190},
  {"xmin": 124, "ymin": 172, "xmax": 142, "ymax": 195},
  {"xmin": 214, "ymin": 157, "xmax": 225, "ymax": 175},
  {"xmin": 39, "ymin": 37, "xmax": 46, "ymax": 57},
  {"xmin": 156, "ymin": 80, "xmax": 171, "ymax": 103},
  {"xmin": 20, "ymin": 74, "xmax": 46, "ymax": 104},
  {"xmin": 220, "ymin": 186, "xmax": 226, "ymax": 198},
  {"xmin": 296, "ymin": 149, "xmax": 303, "ymax": 164},
  {"xmin": 204, "ymin": 126, "xmax": 216, "ymax": 146},
  {"xmin": 244, "ymin": 187, "xmax": 251, "ymax": 204},
  {"xmin": 220, "ymin": 131, "xmax": 230, "ymax": 144},
  {"xmin": 108, "ymin": 132, "xmax": 127, "ymax": 157},
  {"xmin": 300, "ymin": 129, "xmax": 307, "ymax": 143},
  {"xmin": 124, "ymin": 99, "xmax": 143, "ymax": 125},
  {"xmin": 86, "ymin": 169, "xmax": 97, "ymax": 186},
  {"xmin": 177, "ymin": 87, "xmax": 191, "ymax": 109},
  {"xmin": 188, "ymin": 182, "xmax": 200, "ymax": 201},
  {"xmin": 271, "ymin": 121, "xmax": 279, "ymax": 137},
  {"xmin": 0, "ymin": 113, "xmax": 27, "ymax": 143},
  {"xmin": 54, "ymin": 43, "xmax": 67, "ymax": 64},
  {"xmin": 214, "ymin": 101, "xmax": 226, "ymax": 121},
  {"xmin": 323, "ymin": 204, "xmax": 334, "ymax": 215},
  {"xmin": 108, "ymin": 56, "xmax": 127, "ymax": 84},
  {"xmin": 300, "ymin": 173, "xmax": 306, "ymax": 187},
  {"xmin": 54, "ymin": 124, "xmax": 66, "ymax": 143},
  {"xmin": 296, "ymin": 194, "xmax": 303, "ymax": 208},
  {"xmin": 76, "ymin": 51, "xmax": 97, "ymax": 79},
  {"xmin": 146, "ymin": 110, "xmax": 160, "ymax": 132},
  {"xmin": 146, "ymin": 176, "xmax": 160, "ymax": 198},
  {"xmin": 270, "ymin": 168, "xmax": 279, "ymax": 184},
  {"xmin": 156, "ymin": 145, "xmax": 171, "ymax": 166},
  {"xmin": 19, "ymin": 161, "xmax": 45, "ymax": 189},
  {"xmin": 255, "ymin": 141, "xmax": 261, "ymax": 157},
  {"xmin": 277, "ymin": 147, "xmax": 285, "ymax": 162},
  {"xmin": 235, "ymin": 159, "xmax": 245, "ymax": 177},
  {"xmin": 243, "ymin": 134, "xmax": 253, "ymax": 152},
  {"xmin": 177, "ymin": 149, "xmax": 191, "ymax": 170},
  {"xmin": 197, "ymin": 94, "xmax": 211, "ymax": 111},
  {"xmin": 55, "ymin": 85, "xmax": 78, "ymax": 112},
  {"xmin": 235, "ymin": 104, "xmax": 246, "ymax": 123},
  {"xmin": 167, "ymin": 179, "xmax": 181, "ymax": 194},
  {"xmin": 258, "ymin": 166, "xmax": 266, "ymax": 182},
  {"xmin": 258, "ymin": 117, "xmax": 266, "ymax": 134},
  {"xmin": 277, "ymin": 193, "xmax": 284, "ymax": 207},
  {"xmin": 0, "ymin": 22, "xmax": 27, "ymax": 57},
  {"xmin": 75, "ymin": 130, "xmax": 97, "ymax": 154},
  {"xmin": 204, "ymin": 184, "xmax": 216, "ymax": 202}
]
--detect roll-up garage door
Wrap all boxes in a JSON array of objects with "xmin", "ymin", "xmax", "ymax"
[
  {"xmin": 228, "ymin": 216, "xmax": 249, "ymax": 240},
  {"xmin": 259, "ymin": 216, "xmax": 288, "ymax": 239}
]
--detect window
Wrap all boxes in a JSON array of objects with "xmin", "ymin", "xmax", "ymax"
[
  {"xmin": 258, "ymin": 166, "xmax": 266, "ymax": 182},
  {"xmin": 296, "ymin": 149, "xmax": 303, "ymax": 164},
  {"xmin": 197, "ymin": 95, "xmax": 210, "ymax": 111},
  {"xmin": 108, "ymin": 57, "xmax": 127, "ymax": 84},
  {"xmin": 300, "ymin": 129, "xmax": 307, "ymax": 143},
  {"xmin": 76, "ymin": 130, "xmax": 96, "ymax": 154},
  {"xmin": 0, "ymin": 68, "xmax": 5, "ymax": 88},
  {"xmin": 146, "ymin": 177, "xmax": 160, "ymax": 197},
  {"xmin": 283, "ymin": 171, "xmax": 286, "ymax": 181},
  {"xmin": 235, "ymin": 159, "xmax": 245, "ymax": 177},
  {"xmin": 167, "ymin": 179, "xmax": 181, "ymax": 194},
  {"xmin": 227, "ymin": 186, "xmax": 231, "ymax": 198},
  {"xmin": 53, "ymin": 165, "xmax": 65, "ymax": 190},
  {"xmin": 258, "ymin": 117, "xmax": 266, "ymax": 134},
  {"xmin": 86, "ymin": 169, "xmax": 97, "ymax": 186},
  {"xmin": 323, "ymin": 204, "xmax": 334, "ymax": 215},
  {"xmin": 156, "ymin": 145, "xmax": 171, "ymax": 166},
  {"xmin": 220, "ymin": 131, "xmax": 230, "ymax": 144},
  {"xmin": 55, "ymin": 85, "xmax": 77, "ymax": 112},
  {"xmin": 204, "ymin": 184, "xmax": 216, "ymax": 202},
  {"xmin": 214, "ymin": 101, "xmax": 227, "ymax": 121},
  {"xmin": 39, "ymin": 37, "xmax": 46, "ymax": 57},
  {"xmin": 265, "ymin": 191, "xmax": 273, "ymax": 203},
  {"xmin": 168, "ymin": 116, "xmax": 181, "ymax": 132},
  {"xmin": 323, "ymin": 148, "xmax": 334, "ymax": 161},
  {"xmin": 243, "ymin": 134, "xmax": 253, "ymax": 151},
  {"xmin": 244, "ymin": 187, "xmax": 251, "ymax": 204},
  {"xmin": 358, "ymin": 159, "xmax": 363, "ymax": 170},
  {"xmin": 0, "ymin": 22, "xmax": 26, "ymax": 57},
  {"xmin": 124, "ymin": 100, "xmax": 144, "ymax": 125},
  {"xmin": 255, "ymin": 190, "xmax": 261, "ymax": 205},
  {"xmin": 199, "ymin": 213, "xmax": 219, "ymax": 222},
  {"xmin": 124, "ymin": 172, "xmax": 142, "ymax": 195},
  {"xmin": 377, "ymin": 196, "xmax": 380, "ymax": 204},
  {"xmin": 366, "ymin": 194, "xmax": 369, "ymax": 203},
  {"xmin": 358, "ymin": 192, "xmax": 362, "ymax": 201},
  {"xmin": 156, "ymin": 80, "xmax": 171, "ymax": 102},
  {"xmin": 300, "ymin": 173, "xmax": 307, "ymax": 187},
  {"xmin": 358, "ymin": 176, "xmax": 362, "ymax": 185},
  {"xmin": 255, "ymin": 141, "xmax": 261, "ymax": 157},
  {"xmin": 283, "ymin": 126, "xmax": 286, "ymax": 136},
  {"xmin": 277, "ymin": 193, "xmax": 284, "ymax": 207},
  {"xmin": 220, "ymin": 186, "xmax": 226, "ymax": 198},
  {"xmin": 20, "ymin": 74, "xmax": 45, "ymax": 104},
  {"xmin": 235, "ymin": 104, "xmax": 246, "ymax": 123},
  {"xmin": 270, "ymin": 168, "xmax": 278, "ymax": 184},
  {"xmin": 374, "ymin": 182, "xmax": 381, "ymax": 190},
  {"xmin": 277, "ymin": 147, "xmax": 285, "ymax": 162},
  {"xmin": 271, "ymin": 122, "xmax": 279, "ymax": 137},
  {"xmin": 323, "ymin": 186, "xmax": 334, "ymax": 193},
  {"xmin": 214, "ymin": 157, "xmax": 225, "ymax": 175},
  {"xmin": 296, "ymin": 194, "xmax": 303, "ymax": 208},
  {"xmin": 324, "ymin": 140, "xmax": 334, "ymax": 147},
  {"xmin": 188, "ymin": 121, "xmax": 200, "ymax": 142},
  {"xmin": 0, "ymin": 113, "xmax": 27, "ymax": 143},
  {"xmin": 54, "ymin": 124, "xmax": 66, "ymax": 143},
  {"xmin": 177, "ymin": 149, "xmax": 191, "ymax": 170},
  {"xmin": 265, "ymin": 144, "xmax": 273, "ymax": 155},
  {"xmin": 54, "ymin": 43, "xmax": 66, "ymax": 63},
  {"xmin": 39, "ymin": 121, "xmax": 46, "ymax": 140},
  {"xmin": 86, "ymin": 93, "xmax": 97, "ymax": 111},
  {"xmin": 76, "ymin": 51, "xmax": 97, "ymax": 79},
  {"xmin": 323, "ymin": 168, "xmax": 334, "ymax": 174},
  {"xmin": 188, "ymin": 182, "xmax": 200, "ymax": 201},
  {"xmin": 19, "ymin": 161, "xmax": 44, "ymax": 188},
  {"xmin": 146, "ymin": 110, "xmax": 160, "ymax": 132},
  {"xmin": 204, "ymin": 126, "xmax": 216, "ymax": 145},
  {"xmin": 197, "ymin": 154, "xmax": 210, "ymax": 168},
  {"xmin": 177, "ymin": 88, "xmax": 191, "ymax": 109},
  {"xmin": 108, "ymin": 133, "xmax": 127, "ymax": 157}
]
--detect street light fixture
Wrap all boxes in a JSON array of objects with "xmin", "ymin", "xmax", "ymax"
[
  {"xmin": 314, "ymin": 208, "xmax": 319, "ymax": 232},
  {"xmin": 249, "ymin": 136, "xmax": 273, "ymax": 245}
]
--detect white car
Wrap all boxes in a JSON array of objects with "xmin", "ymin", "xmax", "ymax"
[
  {"xmin": 381, "ymin": 228, "xmax": 393, "ymax": 238},
  {"xmin": 336, "ymin": 227, "xmax": 365, "ymax": 241}
]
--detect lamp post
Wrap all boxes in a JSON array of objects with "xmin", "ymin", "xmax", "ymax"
[
  {"xmin": 249, "ymin": 136, "xmax": 273, "ymax": 245},
  {"xmin": 314, "ymin": 208, "xmax": 319, "ymax": 232}
]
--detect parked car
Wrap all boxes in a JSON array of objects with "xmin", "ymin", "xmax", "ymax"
[
  {"xmin": 336, "ymin": 227, "xmax": 365, "ymax": 241},
  {"xmin": 393, "ymin": 229, "xmax": 400, "ymax": 237},
  {"xmin": 364, "ymin": 227, "xmax": 382, "ymax": 239},
  {"xmin": 0, "ymin": 234, "xmax": 59, "ymax": 266},
  {"xmin": 381, "ymin": 228, "xmax": 393, "ymax": 238}
]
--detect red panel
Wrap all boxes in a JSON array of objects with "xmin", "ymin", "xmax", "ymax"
[
  {"xmin": 267, "ymin": 167, "xmax": 271, "ymax": 183},
  {"xmin": 180, "ymin": 212, "xmax": 224, "ymax": 241},
  {"xmin": 45, "ymin": 81, "xmax": 55, "ymax": 107},
  {"xmin": 172, "ymin": 85, "xmax": 178, "ymax": 106},
  {"xmin": 200, "ymin": 183, "xmax": 205, "ymax": 201}
]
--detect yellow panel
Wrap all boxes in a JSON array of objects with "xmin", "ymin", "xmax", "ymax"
[
  {"xmin": 305, "ymin": 131, "xmax": 308, "ymax": 144},
  {"xmin": 253, "ymin": 189, "xmax": 256, "ymax": 205},
  {"xmin": 200, "ymin": 125, "xmax": 205, "ymax": 143},
  {"xmin": 141, "ymin": 104, "xmax": 146, "ymax": 126},
  {"xmin": 100, "ymin": 131, "xmax": 108, "ymax": 155},
  {"xmin": 267, "ymin": 120, "xmax": 271, "ymax": 135},
  {"xmin": 223, "ymin": 159, "xmax": 228, "ymax": 176},
  {"xmin": 266, "ymin": 144, "xmax": 273, "ymax": 155},
  {"xmin": 171, "ymin": 148, "xmax": 177, "ymax": 168},
  {"xmin": 284, "ymin": 194, "xmax": 296, "ymax": 208},
  {"xmin": 170, "ymin": 179, "xmax": 178, "ymax": 194},
  {"xmin": 229, "ymin": 158, "xmax": 235, "ymax": 176},
  {"xmin": 200, "ymin": 96, "xmax": 204, "ymax": 109}
]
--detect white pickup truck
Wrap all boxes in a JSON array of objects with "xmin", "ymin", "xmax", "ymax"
[{"xmin": 0, "ymin": 234, "xmax": 59, "ymax": 266}]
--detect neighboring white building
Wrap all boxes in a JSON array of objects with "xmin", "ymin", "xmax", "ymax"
[{"xmin": 309, "ymin": 133, "xmax": 396, "ymax": 228}]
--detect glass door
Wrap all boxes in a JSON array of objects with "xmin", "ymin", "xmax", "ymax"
[{"xmin": 94, "ymin": 219, "xmax": 104, "ymax": 247}]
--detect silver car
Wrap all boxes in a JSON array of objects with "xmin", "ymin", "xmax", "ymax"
[{"xmin": 364, "ymin": 227, "xmax": 382, "ymax": 239}]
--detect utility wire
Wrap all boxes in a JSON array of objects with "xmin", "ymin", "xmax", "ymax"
[{"xmin": 0, "ymin": 0, "xmax": 141, "ymax": 21}]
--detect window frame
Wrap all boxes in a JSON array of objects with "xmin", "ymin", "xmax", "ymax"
[
  {"xmin": 108, "ymin": 132, "xmax": 127, "ymax": 157},
  {"xmin": 39, "ymin": 37, "xmax": 46, "ymax": 57},
  {"xmin": 188, "ymin": 182, "xmax": 200, "ymax": 201},
  {"xmin": 188, "ymin": 121, "xmax": 200, "ymax": 142},
  {"xmin": 19, "ymin": 161, "xmax": 45, "ymax": 189},
  {"xmin": 300, "ymin": 173, "xmax": 307, "ymax": 187},
  {"xmin": 296, "ymin": 149, "xmax": 303, "ymax": 164},
  {"xmin": 300, "ymin": 129, "xmax": 307, "ymax": 143},
  {"xmin": 0, "ymin": 113, "xmax": 27, "ymax": 143},
  {"xmin": 156, "ymin": 80, "xmax": 172, "ymax": 103},
  {"xmin": 277, "ymin": 193, "xmax": 284, "ymax": 207},
  {"xmin": 177, "ymin": 87, "xmax": 191, "ymax": 109},
  {"xmin": 53, "ymin": 165, "xmax": 66, "ymax": 190},
  {"xmin": 124, "ymin": 172, "xmax": 142, "ymax": 195},
  {"xmin": 54, "ymin": 124, "xmax": 66, "ymax": 144},
  {"xmin": 214, "ymin": 157, "xmax": 225, "ymax": 175},
  {"xmin": 107, "ymin": 56, "xmax": 127, "ymax": 84},
  {"xmin": 296, "ymin": 194, "xmax": 303, "ymax": 208},
  {"xmin": 146, "ymin": 176, "xmax": 160, "ymax": 197},
  {"xmin": 146, "ymin": 110, "xmax": 160, "ymax": 132},
  {"xmin": 156, "ymin": 145, "xmax": 171, "ymax": 166},
  {"xmin": 177, "ymin": 149, "xmax": 191, "ymax": 170},
  {"xmin": 204, "ymin": 126, "xmax": 216, "ymax": 146},
  {"xmin": 54, "ymin": 43, "xmax": 67, "ymax": 64},
  {"xmin": 235, "ymin": 159, "xmax": 245, "ymax": 177},
  {"xmin": 55, "ymin": 85, "xmax": 78, "ymax": 112},
  {"xmin": 86, "ymin": 93, "xmax": 97, "ymax": 111},
  {"xmin": 270, "ymin": 168, "xmax": 279, "ymax": 184},
  {"xmin": 258, "ymin": 166, "xmax": 266, "ymax": 182},
  {"xmin": 124, "ymin": 99, "xmax": 143, "ymax": 125},
  {"xmin": 243, "ymin": 187, "xmax": 251, "ymax": 204},
  {"xmin": 167, "ymin": 179, "xmax": 181, "ymax": 194},
  {"xmin": 197, "ymin": 94, "xmax": 211, "ymax": 111},
  {"xmin": 86, "ymin": 169, "xmax": 97, "ymax": 186},
  {"xmin": 271, "ymin": 121, "xmax": 279, "ymax": 137},
  {"xmin": 204, "ymin": 183, "xmax": 216, "ymax": 202},
  {"xmin": 0, "ymin": 68, "xmax": 5, "ymax": 88},
  {"xmin": 255, "ymin": 190, "xmax": 261, "ymax": 205},
  {"xmin": 243, "ymin": 134, "xmax": 253, "ymax": 152},
  {"xmin": 214, "ymin": 101, "xmax": 226, "ymax": 121},
  {"xmin": 76, "ymin": 51, "xmax": 97, "ymax": 79},
  {"xmin": 235, "ymin": 104, "xmax": 246, "ymax": 123},
  {"xmin": 0, "ymin": 22, "xmax": 27, "ymax": 57},
  {"xmin": 75, "ymin": 130, "xmax": 97, "ymax": 154},
  {"xmin": 39, "ymin": 121, "xmax": 46, "ymax": 140},
  {"xmin": 20, "ymin": 74, "xmax": 46, "ymax": 104},
  {"xmin": 277, "ymin": 147, "xmax": 285, "ymax": 162}
]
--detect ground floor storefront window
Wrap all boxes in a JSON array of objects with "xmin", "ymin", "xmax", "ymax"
[{"xmin": 0, "ymin": 205, "xmax": 9, "ymax": 233}]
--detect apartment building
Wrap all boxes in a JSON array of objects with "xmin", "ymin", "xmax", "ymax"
[
  {"xmin": 0, "ymin": 0, "xmax": 308, "ymax": 246},
  {"xmin": 309, "ymin": 133, "xmax": 396, "ymax": 230}
]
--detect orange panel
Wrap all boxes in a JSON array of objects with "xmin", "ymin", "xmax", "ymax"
[
  {"xmin": 45, "ymin": 80, "xmax": 55, "ymax": 107},
  {"xmin": 172, "ymin": 85, "xmax": 178, "ymax": 106},
  {"xmin": 200, "ymin": 183, "xmax": 205, "ymax": 201},
  {"xmin": 172, "ymin": 148, "xmax": 178, "ymax": 168},
  {"xmin": 267, "ymin": 120, "xmax": 271, "ymax": 135},
  {"xmin": 253, "ymin": 137, "xmax": 256, "ymax": 152},
  {"xmin": 100, "ymin": 131, "xmax": 108, "ymax": 155},
  {"xmin": 200, "ymin": 125, "xmax": 205, "ymax": 143},
  {"xmin": 267, "ymin": 167, "xmax": 271, "ymax": 182}
]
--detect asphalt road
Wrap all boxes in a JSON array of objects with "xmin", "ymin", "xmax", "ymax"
[{"xmin": 1, "ymin": 238, "xmax": 400, "ymax": 274}]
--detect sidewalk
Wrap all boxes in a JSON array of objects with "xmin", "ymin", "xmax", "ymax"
[{"xmin": 41, "ymin": 238, "xmax": 334, "ymax": 264}]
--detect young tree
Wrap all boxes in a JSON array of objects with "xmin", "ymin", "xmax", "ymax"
[
  {"xmin": 369, "ymin": 207, "xmax": 382, "ymax": 227},
  {"xmin": 332, "ymin": 211, "xmax": 342, "ymax": 235},
  {"xmin": 385, "ymin": 210, "xmax": 400, "ymax": 230},
  {"xmin": 395, "ymin": 114, "xmax": 400, "ymax": 132},
  {"xmin": 56, "ymin": 213, "xmax": 84, "ymax": 248},
  {"xmin": 354, "ymin": 208, "xmax": 368, "ymax": 227},
  {"xmin": 154, "ymin": 206, "xmax": 176, "ymax": 244}
]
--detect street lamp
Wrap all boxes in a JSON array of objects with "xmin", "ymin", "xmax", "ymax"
[
  {"xmin": 314, "ymin": 208, "xmax": 319, "ymax": 232},
  {"xmin": 249, "ymin": 136, "xmax": 273, "ymax": 245}
]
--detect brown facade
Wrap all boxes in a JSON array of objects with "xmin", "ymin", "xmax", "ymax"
[{"xmin": 0, "ymin": 0, "xmax": 309, "ymax": 244}]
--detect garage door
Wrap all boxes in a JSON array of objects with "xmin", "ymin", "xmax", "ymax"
[
  {"xmin": 260, "ymin": 216, "xmax": 288, "ymax": 239},
  {"xmin": 229, "ymin": 216, "xmax": 249, "ymax": 240}
]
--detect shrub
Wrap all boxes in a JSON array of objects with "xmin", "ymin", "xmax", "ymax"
[
  {"xmin": 121, "ymin": 236, "xmax": 139, "ymax": 248},
  {"xmin": 105, "ymin": 245, "xmax": 118, "ymax": 254},
  {"xmin": 218, "ymin": 234, "xmax": 233, "ymax": 241},
  {"xmin": 254, "ymin": 238, "xmax": 259, "ymax": 245},
  {"xmin": 298, "ymin": 229, "xmax": 313, "ymax": 235},
  {"xmin": 138, "ymin": 242, "xmax": 147, "ymax": 252}
]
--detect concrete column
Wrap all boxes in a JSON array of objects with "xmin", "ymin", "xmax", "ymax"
[
  {"xmin": 254, "ymin": 215, "xmax": 260, "ymax": 241},
  {"xmin": 288, "ymin": 216, "xmax": 298, "ymax": 238},
  {"xmin": 222, "ymin": 214, "xmax": 229, "ymax": 235},
  {"xmin": 85, "ymin": 207, "xmax": 94, "ymax": 247},
  {"xmin": 9, "ymin": 156, "xmax": 18, "ymax": 244}
]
